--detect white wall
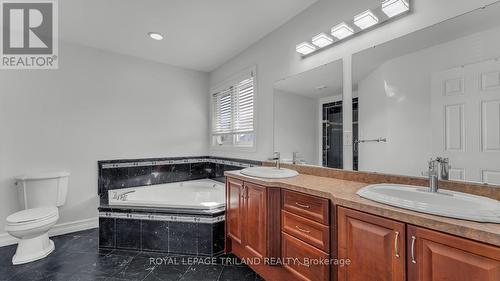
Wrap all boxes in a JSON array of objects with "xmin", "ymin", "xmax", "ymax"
[
  {"xmin": 274, "ymin": 91, "xmax": 318, "ymax": 164},
  {"xmin": 0, "ymin": 42, "xmax": 208, "ymax": 241},
  {"xmin": 357, "ymin": 25, "xmax": 500, "ymax": 177},
  {"xmin": 209, "ymin": 0, "xmax": 498, "ymax": 161}
]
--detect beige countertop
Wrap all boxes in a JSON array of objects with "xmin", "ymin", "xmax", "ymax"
[{"xmin": 225, "ymin": 170, "xmax": 500, "ymax": 247}]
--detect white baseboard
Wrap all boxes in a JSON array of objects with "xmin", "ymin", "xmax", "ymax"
[{"xmin": 0, "ymin": 217, "xmax": 98, "ymax": 247}]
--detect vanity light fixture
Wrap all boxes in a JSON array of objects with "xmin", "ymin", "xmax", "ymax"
[
  {"xmin": 354, "ymin": 10, "xmax": 379, "ymax": 29},
  {"xmin": 148, "ymin": 32, "xmax": 164, "ymax": 41},
  {"xmin": 331, "ymin": 22, "xmax": 354, "ymax": 40},
  {"xmin": 295, "ymin": 0, "xmax": 411, "ymax": 57},
  {"xmin": 296, "ymin": 42, "xmax": 317, "ymax": 55},
  {"xmin": 382, "ymin": 0, "xmax": 410, "ymax": 17},
  {"xmin": 312, "ymin": 33, "xmax": 334, "ymax": 48}
]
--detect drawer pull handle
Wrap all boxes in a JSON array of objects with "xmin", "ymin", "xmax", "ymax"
[
  {"xmin": 411, "ymin": 236, "xmax": 417, "ymax": 264},
  {"xmin": 295, "ymin": 202, "xmax": 310, "ymax": 209},
  {"xmin": 241, "ymin": 186, "xmax": 246, "ymax": 199},
  {"xmin": 394, "ymin": 231, "xmax": 400, "ymax": 258},
  {"xmin": 295, "ymin": 225, "xmax": 311, "ymax": 233}
]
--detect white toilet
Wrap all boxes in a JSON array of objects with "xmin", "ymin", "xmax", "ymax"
[{"xmin": 5, "ymin": 172, "xmax": 69, "ymax": 265}]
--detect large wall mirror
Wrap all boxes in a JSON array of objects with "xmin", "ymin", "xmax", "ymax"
[
  {"xmin": 273, "ymin": 60, "xmax": 346, "ymax": 168},
  {"xmin": 274, "ymin": 2, "xmax": 500, "ymax": 185}
]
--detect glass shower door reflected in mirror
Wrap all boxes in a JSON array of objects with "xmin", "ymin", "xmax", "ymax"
[{"xmin": 321, "ymin": 98, "xmax": 358, "ymax": 169}]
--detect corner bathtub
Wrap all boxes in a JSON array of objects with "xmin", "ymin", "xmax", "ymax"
[{"xmin": 108, "ymin": 179, "xmax": 225, "ymax": 210}]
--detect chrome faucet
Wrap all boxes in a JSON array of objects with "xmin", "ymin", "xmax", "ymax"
[
  {"xmin": 438, "ymin": 157, "xmax": 450, "ymax": 181},
  {"xmin": 428, "ymin": 159, "xmax": 439, "ymax": 193},
  {"xmin": 272, "ymin": 152, "xmax": 281, "ymax": 169},
  {"xmin": 292, "ymin": 152, "xmax": 299, "ymax": 165},
  {"xmin": 427, "ymin": 157, "xmax": 450, "ymax": 193}
]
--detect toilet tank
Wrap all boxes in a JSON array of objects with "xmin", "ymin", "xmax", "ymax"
[{"xmin": 15, "ymin": 172, "xmax": 70, "ymax": 209}]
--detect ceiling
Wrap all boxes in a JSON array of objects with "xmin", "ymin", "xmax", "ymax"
[
  {"xmin": 274, "ymin": 60, "xmax": 343, "ymax": 98},
  {"xmin": 59, "ymin": 0, "xmax": 317, "ymax": 72}
]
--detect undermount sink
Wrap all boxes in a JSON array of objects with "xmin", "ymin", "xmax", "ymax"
[
  {"xmin": 357, "ymin": 184, "xmax": 500, "ymax": 223},
  {"xmin": 240, "ymin": 166, "xmax": 299, "ymax": 179}
]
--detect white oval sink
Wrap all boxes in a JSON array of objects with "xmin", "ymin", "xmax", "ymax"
[
  {"xmin": 357, "ymin": 184, "xmax": 500, "ymax": 223},
  {"xmin": 240, "ymin": 166, "xmax": 299, "ymax": 179}
]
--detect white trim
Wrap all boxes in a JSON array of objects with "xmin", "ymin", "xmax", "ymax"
[
  {"xmin": 0, "ymin": 233, "xmax": 17, "ymax": 247},
  {"xmin": 0, "ymin": 217, "xmax": 98, "ymax": 247},
  {"xmin": 209, "ymin": 65, "xmax": 258, "ymax": 153}
]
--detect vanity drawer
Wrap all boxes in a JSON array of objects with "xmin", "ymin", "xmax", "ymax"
[
  {"xmin": 282, "ymin": 210, "xmax": 330, "ymax": 252},
  {"xmin": 282, "ymin": 190, "xmax": 329, "ymax": 224},
  {"xmin": 282, "ymin": 232, "xmax": 329, "ymax": 281}
]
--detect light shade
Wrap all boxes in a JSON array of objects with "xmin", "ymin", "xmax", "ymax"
[
  {"xmin": 354, "ymin": 10, "xmax": 379, "ymax": 29},
  {"xmin": 382, "ymin": 0, "xmax": 410, "ymax": 18},
  {"xmin": 148, "ymin": 32, "xmax": 163, "ymax": 40},
  {"xmin": 312, "ymin": 33, "xmax": 334, "ymax": 48},
  {"xmin": 331, "ymin": 22, "xmax": 354, "ymax": 40},
  {"xmin": 296, "ymin": 42, "xmax": 317, "ymax": 55}
]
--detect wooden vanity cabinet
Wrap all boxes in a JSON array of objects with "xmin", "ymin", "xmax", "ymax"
[
  {"xmin": 227, "ymin": 177, "xmax": 500, "ymax": 281},
  {"xmin": 337, "ymin": 207, "xmax": 406, "ymax": 281},
  {"xmin": 407, "ymin": 225, "xmax": 500, "ymax": 281},
  {"xmin": 338, "ymin": 207, "xmax": 500, "ymax": 281},
  {"xmin": 225, "ymin": 178, "xmax": 280, "ymax": 260}
]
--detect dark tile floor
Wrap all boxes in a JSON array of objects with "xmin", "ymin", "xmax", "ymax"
[{"xmin": 0, "ymin": 228, "xmax": 264, "ymax": 281}]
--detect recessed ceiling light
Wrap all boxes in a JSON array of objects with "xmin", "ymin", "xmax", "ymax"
[
  {"xmin": 148, "ymin": 32, "xmax": 163, "ymax": 41},
  {"xmin": 382, "ymin": 0, "xmax": 410, "ymax": 18},
  {"xmin": 312, "ymin": 33, "xmax": 334, "ymax": 48},
  {"xmin": 296, "ymin": 42, "xmax": 317, "ymax": 55},
  {"xmin": 354, "ymin": 10, "xmax": 379, "ymax": 29},
  {"xmin": 331, "ymin": 22, "xmax": 354, "ymax": 40}
]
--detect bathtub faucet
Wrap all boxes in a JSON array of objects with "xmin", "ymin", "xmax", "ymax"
[{"xmin": 112, "ymin": 190, "xmax": 135, "ymax": 201}]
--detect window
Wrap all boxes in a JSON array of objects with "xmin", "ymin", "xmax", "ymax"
[{"xmin": 211, "ymin": 68, "xmax": 255, "ymax": 149}]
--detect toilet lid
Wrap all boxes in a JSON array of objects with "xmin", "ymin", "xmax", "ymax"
[{"xmin": 6, "ymin": 206, "xmax": 58, "ymax": 224}]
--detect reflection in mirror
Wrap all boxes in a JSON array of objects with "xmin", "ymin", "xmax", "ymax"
[
  {"xmin": 353, "ymin": 3, "xmax": 500, "ymax": 184},
  {"xmin": 273, "ymin": 60, "xmax": 355, "ymax": 168}
]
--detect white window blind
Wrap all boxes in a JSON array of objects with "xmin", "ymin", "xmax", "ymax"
[{"xmin": 212, "ymin": 71, "xmax": 254, "ymax": 136}]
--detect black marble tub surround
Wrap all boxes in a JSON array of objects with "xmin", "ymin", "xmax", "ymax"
[
  {"xmin": 98, "ymin": 156, "xmax": 261, "ymax": 204},
  {"xmin": 99, "ymin": 215, "xmax": 225, "ymax": 256},
  {"xmin": 0, "ymin": 228, "xmax": 264, "ymax": 281},
  {"xmin": 97, "ymin": 156, "xmax": 259, "ymax": 258}
]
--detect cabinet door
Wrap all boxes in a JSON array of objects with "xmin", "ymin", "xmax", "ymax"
[
  {"xmin": 337, "ymin": 207, "xmax": 405, "ymax": 281},
  {"xmin": 407, "ymin": 225, "xmax": 500, "ymax": 281},
  {"xmin": 226, "ymin": 178, "xmax": 244, "ymax": 244},
  {"xmin": 244, "ymin": 182, "xmax": 267, "ymax": 258}
]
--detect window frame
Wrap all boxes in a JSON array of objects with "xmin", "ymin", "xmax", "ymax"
[{"xmin": 209, "ymin": 66, "xmax": 257, "ymax": 152}]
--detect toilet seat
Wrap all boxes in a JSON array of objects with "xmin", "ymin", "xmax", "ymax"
[{"xmin": 6, "ymin": 207, "xmax": 59, "ymax": 225}]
